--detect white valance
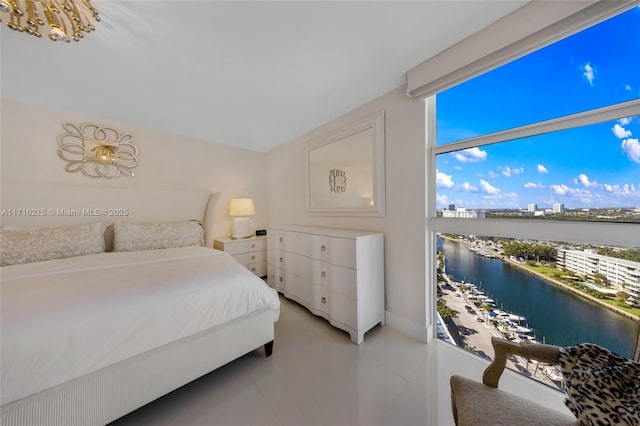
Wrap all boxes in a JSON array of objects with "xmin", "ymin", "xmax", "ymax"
[{"xmin": 406, "ymin": 0, "xmax": 636, "ymax": 100}]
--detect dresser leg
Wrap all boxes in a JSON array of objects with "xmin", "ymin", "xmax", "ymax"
[
  {"xmin": 264, "ymin": 340, "xmax": 274, "ymax": 356},
  {"xmin": 350, "ymin": 331, "xmax": 364, "ymax": 345}
]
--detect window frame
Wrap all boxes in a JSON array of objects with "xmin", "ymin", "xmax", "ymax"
[
  {"xmin": 426, "ymin": 46, "xmax": 640, "ymax": 346},
  {"xmin": 428, "ymin": 97, "xmax": 640, "ymax": 247}
]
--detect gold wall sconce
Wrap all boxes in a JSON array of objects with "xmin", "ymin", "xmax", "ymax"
[{"xmin": 57, "ymin": 123, "xmax": 138, "ymax": 179}]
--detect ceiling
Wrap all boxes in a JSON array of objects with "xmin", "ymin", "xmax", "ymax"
[{"xmin": 1, "ymin": 1, "xmax": 527, "ymax": 152}]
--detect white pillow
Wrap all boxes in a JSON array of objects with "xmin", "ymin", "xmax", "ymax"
[
  {"xmin": 0, "ymin": 222, "xmax": 108, "ymax": 266},
  {"xmin": 113, "ymin": 220, "xmax": 204, "ymax": 252}
]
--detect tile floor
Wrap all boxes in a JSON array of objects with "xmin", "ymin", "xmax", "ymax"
[{"xmin": 111, "ymin": 296, "xmax": 442, "ymax": 426}]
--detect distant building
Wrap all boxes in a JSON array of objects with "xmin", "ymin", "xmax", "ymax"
[
  {"xmin": 448, "ymin": 204, "xmax": 456, "ymax": 211},
  {"xmin": 528, "ymin": 203, "xmax": 537, "ymax": 212},
  {"xmin": 553, "ymin": 203, "xmax": 565, "ymax": 213},
  {"xmin": 442, "ymin": 208, "xmax": 486, "ymax": 219},
  {"xmin": 557, "ymin": 249, "xmax": 640, "ymax": 306}
]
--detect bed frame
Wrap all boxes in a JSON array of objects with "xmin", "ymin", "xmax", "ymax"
[
  {"xmin": 0, "ymin": 184, "xmax": 276, "ymax": 425},
  {"xmin": 1, "ymin": 311, "xmax": 274, "ymax": 425}
]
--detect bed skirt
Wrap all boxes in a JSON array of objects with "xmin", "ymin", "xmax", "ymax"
[{"xmin": 1, "ymin": 308, "xmax": 275, "ymax": 426}]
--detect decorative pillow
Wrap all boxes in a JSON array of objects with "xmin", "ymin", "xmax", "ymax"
[
  {"xmin": 559, "ymin": 342, "xmax": 640, "ymax": 426},
  {"xmin": 0, "ymin": 222, "xmax": 108, "ymax": 266},
  {"xmin": 113, "ymin": 220, "xmax": 204, "ymax": 252}
]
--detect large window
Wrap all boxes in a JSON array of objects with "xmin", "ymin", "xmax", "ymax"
[{"xmin": 429, "ymin": 7, "xmax": 640, "ymax": 387}]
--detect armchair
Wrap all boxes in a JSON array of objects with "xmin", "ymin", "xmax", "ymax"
[
  {"xmin": 450, "ymin": 337, "xmax": 577, "ymax": 426},
  {"xmin": 451, "ymin": 327, "xmax": 640, "ymax": 426}
]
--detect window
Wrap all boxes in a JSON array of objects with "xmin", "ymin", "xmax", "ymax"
[
  {"xmin": 429, "ymin": 7, "xmax": 640, "ymax": 387},
  {"xmin": 436, "ymin": 7, "xmax": 640, "ymax": 145}
]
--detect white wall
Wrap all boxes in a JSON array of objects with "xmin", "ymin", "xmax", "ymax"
[
  {"xmin": 267, "ymin": 86, "xmax": 428, "ymax": 336},
  {"xmin": 0, "ymin": 98, "xmax": 268, "ymax": 240}
]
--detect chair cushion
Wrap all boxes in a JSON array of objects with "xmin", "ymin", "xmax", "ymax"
[
  {"xmin": 450, "ymin": 375, "xmax": 577, "ymax": 426},
  {"xmin": 559, "ymin": 343, "xmax": 640, "ymax": 426}
]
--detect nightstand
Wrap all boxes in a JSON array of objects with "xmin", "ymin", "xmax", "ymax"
[{"xmin": 214, "ymin": 236, "xmax": 267, "ymax": 277}]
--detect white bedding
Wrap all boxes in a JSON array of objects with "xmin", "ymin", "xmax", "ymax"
[{"xmin": 0, "ymin": 246, "xmax": 280, "ymax": 406}]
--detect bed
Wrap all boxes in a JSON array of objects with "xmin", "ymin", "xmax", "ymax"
[{"xmin": 0, "ymin": 190, "xmax": 280, "ymax": 425}]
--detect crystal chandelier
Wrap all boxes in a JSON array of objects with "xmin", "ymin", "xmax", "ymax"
[{"xmin": 0, "ymin": 0, "xmax": 99, "ymax": 42}]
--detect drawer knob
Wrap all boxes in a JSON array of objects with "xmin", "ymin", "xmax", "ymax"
[
  {"xmin": 251, "ymin": 243, "xmax": 256, "ymax": 249},
  {"xmin": 279, "ymin": 277, "xmax": 283, "ymax": 282},
  {"xmin": 251, "ymin": 267, "xmax": 256, "ymax": 272},
  {"xmin": 279, "ymin": 257, "xmax": 283, "ymax": 262},
  {"xmin": 251, "ymin": 255, "xmax": 256, "ymax": 260},
  {"xmin": 321, "ymin": 271, "xmax": 326, "ymax": 278},
  {"xmin": 321, "ymin": 297, "xmax": 326, "ymax": 304},
  {"xmin": 320, "ymin": 245, "xmax": 326, "ymax": 252},
  {"xmin": 279, "ymin": 237, "xmax": 283, "ymax": 242}
]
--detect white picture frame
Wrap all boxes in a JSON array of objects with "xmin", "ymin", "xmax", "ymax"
[{"xmin": 305, "ymin": 111, "xmax": 385, "ymax": 217}]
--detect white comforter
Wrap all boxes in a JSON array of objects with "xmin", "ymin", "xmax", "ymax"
[{"xmin": 0, "ymin": 246, "xmax": 280, "ymax": 406}]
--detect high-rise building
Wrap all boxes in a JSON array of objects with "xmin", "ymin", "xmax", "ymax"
[
  {"xmin": 442, "ymin": 208, "xmax": 486, "ymax": 219},
  {"xmin": 553, "ymin": 203, "xmax": 565, "ymax": 213},
  {"xmin": 527, "ymin": 203, "xmax": 537, "ymax": 212}
]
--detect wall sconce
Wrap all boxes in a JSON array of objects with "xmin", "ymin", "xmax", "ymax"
[
  {"xmin": 229, "ymin": 198, "xmax": 255, "ymax": 239},
  {"xmin": 57, "ymin": 122, "xmax": 137, "ymax": 179}
]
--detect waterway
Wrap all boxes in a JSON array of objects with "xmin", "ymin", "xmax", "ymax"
[{"xmin": 438, "ymin": 237, "xmax": 637, "ymax": 358}]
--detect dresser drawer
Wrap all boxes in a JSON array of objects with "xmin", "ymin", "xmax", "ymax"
[
  {"xmin": 247, "ymin": 262, "xmax": 267, "ymax": 277},
  {"xmin": 285, "ymin": 273, "xmax": 313, "ymax": 304},
  {"xmin": 286, "ymin": 232, "xmax": 330, "ymax": 261},
  {"xmin": 233, "ymin": 250, "xmax": 266, "ymax": 266},
  {"xmin": 329, "ymin": 292, "xmax": 357, "ymax": 329},
  {"xmin": 329, "ymin": 265, "xmax": 357, "ymax": 299},
  {"xmin": 267, "ymin": 265, "xmax": 285, "ymax": 291},
  {"xmin": 227, "ymin": 238, "xmax": 265, "ymax": 255},
  {"xmin": 214, "ymin": 237, "xmax": 266, "ymax": 255},
  {"xmin": 328, "ymin": 237, "xmax": 357, "ymax": 269}
]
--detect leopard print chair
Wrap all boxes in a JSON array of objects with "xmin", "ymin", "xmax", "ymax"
[{"xmin": 450, "ymin": 333, "xmax": 640, "ymax": 426}]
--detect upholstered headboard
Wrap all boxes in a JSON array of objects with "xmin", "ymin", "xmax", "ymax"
[{"xmin": 0, "ymin": 182, "xmax": 220, "ymax": 247}]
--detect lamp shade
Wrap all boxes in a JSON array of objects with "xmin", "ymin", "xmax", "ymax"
[{"xmin": 229, "ymin": 198, "xmax": 255, "ymax": 217}]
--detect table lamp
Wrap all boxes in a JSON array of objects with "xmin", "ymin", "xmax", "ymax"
[{"xmin": 229, "ymin": 198, "xmax": 255, "ymax": 239}]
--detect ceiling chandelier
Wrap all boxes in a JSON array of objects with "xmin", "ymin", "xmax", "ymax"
[{"xmin": 0, "ymin": 0, "xmax": 99, "ymax": 42}]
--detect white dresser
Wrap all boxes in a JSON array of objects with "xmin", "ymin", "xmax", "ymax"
[
  {"xmin": 267, "ymin": 225, "xmax": 384, "ymax": 344},
  {"xmin": 214, "ymin": 236, "xmax": 267, "ymax": 277}
]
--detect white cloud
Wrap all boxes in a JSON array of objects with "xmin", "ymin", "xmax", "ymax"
[
  {"xmin": 524, "ymin": 182, "xmax": 545, "ymax": 188},
  {"xmin": 453, "ymin": 166, "xmax": 462, "ymax": 170},
  {"xmin": 452, "ymin": 147, "xmax": 487, "ymax": 163},
  {"xmin": 623, "ymin": 184, "xmax": 638, "ymax": 194},
  {"xmin": 488, "ymin": 171, "xmax": 499, "ymax": 179},
  {"xmin": 550, "ymin": 184, "xmax": 593, "ymax": 200},
  {"xmin": 583, "ymin": 62, "xmax": 594, "ymax": 86},
  {"xmin": 502, "ymin": 166, "xmax": 512, "ymax": 177},
  {"xmin": 482, "ymin": 192, "xmax": 518, "ymax": 201},
  {"xmin": 578, "ymin": 173, "xmax": 598, "ymax": 188},
  {"xmin": 602, "ymin": 183, "xmax": 640, "ymax": 198},
  {"xmin": 625, "ymin": 84, "xmax": 632, "ymax": 91},
  {"xmin": 459, "ymin": 182, "xmax": 478, "ymax": 192},
  {"xmin": 612, "ymin": 123, "xmax": 632, "ymax": 139},
  {"xmin": 551, "ymin": 184, "xmax": 570, "ymax": 195},
  {"xmin": 622, "ymin": 138, "xmax": 640, "ymax": 163},
  {"xmin": 480, "ymin": 179, "xmax": 500, "ymax": 195},
  {"xmin": 436, "ymin": 170, "xmax": 455, "ymax": 188},
  {"xmin": 436, "ymin": 194, "xmax": 449, "ymax": 206},
  {"xmin": 513, "ymin": 167, "xmax": 524, "ymax": 175},
  {"xmin": 537, "ymin": 164, "xmax": 548, "ymax": 174},
  {"xmin": 619, "ymin": 117, "xmax": 632, "ymax": 126}
]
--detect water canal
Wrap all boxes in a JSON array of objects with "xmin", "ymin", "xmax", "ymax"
[{"xmin": 438, "ymin": 237, "xmax": 637, "ymax": 358}]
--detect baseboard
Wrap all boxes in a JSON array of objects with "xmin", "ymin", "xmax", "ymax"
[{"xmin": 385, "ymin": 310, "xmax": 431, "ymax": 343}]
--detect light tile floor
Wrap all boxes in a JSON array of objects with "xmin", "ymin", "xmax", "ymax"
[{"xmin": 111, "ymin": 296, "xmax": 441, "ymax": 426}]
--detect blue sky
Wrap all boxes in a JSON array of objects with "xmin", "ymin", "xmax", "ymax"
[{"xmin": 436, "ymin": 7, "xmax": 640, "ymax": 210}]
